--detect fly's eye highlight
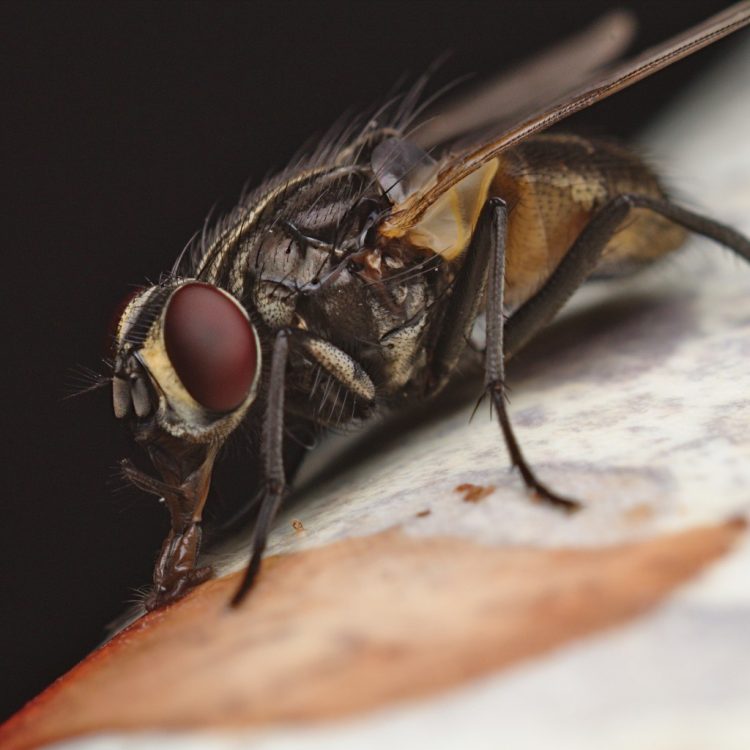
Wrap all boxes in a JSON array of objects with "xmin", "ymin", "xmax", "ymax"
[{"xmin": 164, "ymin": 283, "xmax": 258, "ymax": 412}]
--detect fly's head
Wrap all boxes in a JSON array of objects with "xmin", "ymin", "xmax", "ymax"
[{"xmin": 111, "ymin": 281, "xmax": 261, "ymax": 532}]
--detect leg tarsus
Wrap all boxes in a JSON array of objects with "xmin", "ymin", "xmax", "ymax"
[
  {"xmin": 487, "ymin": 383, "xmax": 580, "ymax": 512},
  {"xmin": 230, "ymin": 543, "xmax": 264, "ymax": 607},
  {"xmin": 229, "ymin": 482, "xmax": 285, "ymax": 607}
]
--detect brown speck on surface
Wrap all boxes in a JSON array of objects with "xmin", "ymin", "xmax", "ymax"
[
  {"xmin": 0, "ymin": 520, "xmax": 743, "ymax": 750},
  {"xmin": 292, "ymin": 519, "xmax": 305, "ymax": 533},
  {"xmin": 456, "ymin": 483, "xmax": 495, "ymax": 503},
  {"xmin": 624, "ymin": 503, "xmax": 655, "ymax": 523},
  {"xmin": 416, "ymin": 509, "xmax": 431, "ymax": 518}
]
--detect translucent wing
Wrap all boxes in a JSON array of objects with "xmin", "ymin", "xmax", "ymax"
[
  {"xmin": 381, "ymin": 1, "xmax": 750, "ymax": 243},
  {"xmin": 413, "ymin": 10, "xmax": 636, "ymax": 150},
  {"xmin": 371, "ymin": 137, "xmax": 438, "ymax": 204}
]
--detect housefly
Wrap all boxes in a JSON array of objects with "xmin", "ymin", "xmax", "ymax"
[{"xmin": 109, "ymin": 3, "xmax": 750, "ymax": 610}]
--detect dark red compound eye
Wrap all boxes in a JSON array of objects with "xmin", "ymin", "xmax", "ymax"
[{"xmin": 164, "ymin": 283, "xmax": 258, "ymax": 412}]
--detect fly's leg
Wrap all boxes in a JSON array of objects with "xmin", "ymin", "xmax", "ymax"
[
  {"xmin": 428, "ymin": 198, "xmax": 577, "ymax": 509},
  {"xmin": 231, "ymin": 330, "xmax": 290, "ymax": 606},
  {"xmin": 505, "ymin": 195, "xmax": 750, "ymax": 359},
  {"xmin": 429, "ymin": 194, "xmax": 750, "ymax": 510},
  {"xmin": 480, "ymin": 194, "xmax": 749, "ymax": 508},
  {"xmin": 230, "ymin": 329, "xmax": 378, "ymax": 606},
  {"xmin": 483, "ymin": 199, "xmax": 579, "ymax": 510},
  {"xmin": 428, "ymin": 202, "xmax": 494, "ymax": 393}
]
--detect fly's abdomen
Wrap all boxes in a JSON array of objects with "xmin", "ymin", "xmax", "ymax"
[{"xmin": 494, "ymin": 134, "xmax": 687, "ymax": 308}]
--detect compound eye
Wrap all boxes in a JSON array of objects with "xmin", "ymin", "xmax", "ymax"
[{"xmin": 164, "ymin": 283, "xmax": 258, "ymax": 412}]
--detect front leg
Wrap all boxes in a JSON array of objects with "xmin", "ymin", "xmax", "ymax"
[
  {"xmin": 231, "ymin": 330, "xmax": 290, "ymax": 606},
  {"xmin": 230, "ymin": 328, "xmax": 379, "ymax": 606}
]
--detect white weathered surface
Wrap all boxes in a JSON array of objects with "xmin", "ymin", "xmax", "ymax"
[{"xmin": 53, "ymin": 36, "xmax": 750, "ymax": 750}]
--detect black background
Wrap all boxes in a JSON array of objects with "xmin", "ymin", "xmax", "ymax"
[{"xmin": 1, "ymin": 0, "xmax": 742, "ymax": 721}]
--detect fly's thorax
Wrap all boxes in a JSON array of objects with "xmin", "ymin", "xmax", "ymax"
[
  {"xmin": 196, "ymin": 164, "xmax": 387, "ymax": 304},
  {"xmin": 112, "ymin": 280, "xmax": 261, "ymax": 444}
]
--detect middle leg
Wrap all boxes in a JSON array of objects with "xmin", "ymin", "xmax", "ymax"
[
  {"xmin": 429, "ymin": 197, "xmax": 578, "ymax": 510},
  {"xmin": 482, "ymin": 199, "xmax": 580, "ymax": 510}
]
